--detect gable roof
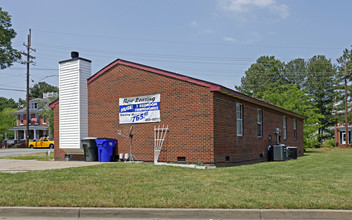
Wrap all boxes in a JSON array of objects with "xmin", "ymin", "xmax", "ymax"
[
  {"xmin": 51, "ymin": 58, "xmax": 307, "ymax": 119},
  {"xmin": 15, "ymin": 97, "xmax": 51, "ymax": 114}
]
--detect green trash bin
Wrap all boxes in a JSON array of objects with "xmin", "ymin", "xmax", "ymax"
[{"xmin": 81, "ymin": 137, "xmax": 98, "ymax": 161}]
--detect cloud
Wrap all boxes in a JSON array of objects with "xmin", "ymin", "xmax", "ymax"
[
  {"xmin": 190, "ymin": 21, "xmax": 198, "ymax": 27},
  {"xmin": 224, "ymin": 36, "xmax": 237, "ymax": 42},
  {"xmin": 219, "ymin": 0, "xmax": 289, "ymax": 19},
  {"xmin": 223, "ymin": 32, "xmax": 261, "ymax": 44}
]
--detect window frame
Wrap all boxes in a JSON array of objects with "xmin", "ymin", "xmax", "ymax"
[
  {"xmin": 293, "ymin": 118, "xmax": 297, "ymax": 140},
  {"xmin": 257, "ymin": 109, "xmax": 263, "ymax": 137},
  {"xmin": 43, "ymin": 115, "xmax": 46, "ymax": 124},
  {"xmin": 283, "ymin": 116, "xmax": 287, "ymax": 140},
  {"xmin": 236, "ymin": 103, "xmax": 243, "ymax": 136}
]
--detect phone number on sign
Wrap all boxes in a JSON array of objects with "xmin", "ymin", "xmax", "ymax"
[{"xmin": 131, "ymin": 112, "xmax": 149, "ymax": 122}]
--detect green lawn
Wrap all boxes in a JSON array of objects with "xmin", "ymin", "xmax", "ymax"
[
  {"xmin": 0, "ymin": 152, "xmax": 54, "ymax": 161},
  {"xmin": 0, "ymin": 148, "xmax": 351, "ymax": 209}
]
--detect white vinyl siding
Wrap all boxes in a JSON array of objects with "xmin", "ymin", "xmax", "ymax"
[
  {"xmin": 59, "ymin": 59, "xmax": 90, "ymax": 149},
  {"xmin": 236, "ymin": 103, "xmax": 243, "ymax": 136}
]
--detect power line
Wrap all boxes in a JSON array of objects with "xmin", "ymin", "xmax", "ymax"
[
  {"xmin": 0, "ymin": 87, "xmax": 26, "ymax": 92},
  {"xmin": 33, "ymin": 29, "xmax": 344, "ymax": 50}
]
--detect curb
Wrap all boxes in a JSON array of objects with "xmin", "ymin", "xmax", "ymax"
[
  {"xmin": 0, "ymin": 207, "xmax": 80, "ymax": 219},
  {"xmin": 0, "ymin": 207, "xmax": 351, "ymax": 219}
]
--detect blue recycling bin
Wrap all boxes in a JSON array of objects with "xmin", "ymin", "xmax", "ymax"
[{"xmin": 95, "ymin": 138, "xmax": 116, "ymax": 162}]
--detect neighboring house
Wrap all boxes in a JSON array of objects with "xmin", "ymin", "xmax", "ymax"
[
  {"xmin": 9, "ymin": 92, "xmax": 58, "ymax": 142},
  {"xmin": 50, "ymin": 52, "xmax": 306, "ymax": 166},
  {"xmin": 333, "ymin": 101, "xmax": 351, "ymax": 147}
]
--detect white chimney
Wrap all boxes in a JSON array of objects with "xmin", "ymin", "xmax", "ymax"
[{"xmin": 59, "ymin": 52, "xmax": 91, "ymax": 153}]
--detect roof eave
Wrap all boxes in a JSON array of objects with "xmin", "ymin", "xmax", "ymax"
[
  {"xmin": 49, "ymin": 98, "xmax": 59, "ymax": 109},
  {"xmin": 212, "ymin": 86, "xmax": 308, "ymax": 120}
]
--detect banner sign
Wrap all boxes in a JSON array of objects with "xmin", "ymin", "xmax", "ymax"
[{"xmin": 119, "ymin": 94, "xmax": 160, "ymax": 124}]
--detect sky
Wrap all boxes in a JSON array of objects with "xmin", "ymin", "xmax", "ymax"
[{"xmin": 0, "ymin": 0, "xmax": 351, "ymax": 101}]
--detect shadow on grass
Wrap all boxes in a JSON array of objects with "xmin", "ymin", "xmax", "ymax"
[{"xmin": 304, "ymin": 150, "xmax": 324, "ymax": 154}]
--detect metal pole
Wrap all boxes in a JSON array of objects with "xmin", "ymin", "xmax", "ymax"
[
  {"xmin": 345, "ymin": 63, "xmax": 349, "ymax": 148},
  {"xmin": 130, "ymin": 135, "xmax": 133, "ymax": 161}
]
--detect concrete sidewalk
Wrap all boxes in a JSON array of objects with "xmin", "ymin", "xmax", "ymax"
[
  {"xmin": 0, "ymin": 207, "xmax": 351, "ymax": 220},
  {"xmin": 0, "ymin": 159, "xmax": 102, "ymax": 173}
]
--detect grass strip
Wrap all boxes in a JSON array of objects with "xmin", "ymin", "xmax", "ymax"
[
  {"xmin": 0, "ymin": 148, "xmax": 351, "ymax": 209},
  {"xmin": 0, "ymin": 152, "xmax": 54, "ymax": 161}
]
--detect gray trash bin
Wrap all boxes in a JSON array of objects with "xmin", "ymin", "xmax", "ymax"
[{"xmin": 81, "ymin": 137, "xmax": 98, "ymax": 161}]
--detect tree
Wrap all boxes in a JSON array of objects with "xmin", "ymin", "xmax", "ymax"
[
  {"xmin": 30, "ymin": 82, "xmax": 59, "ymax": 98},
  {"xmin": 0, "ymin": 107, "xmax": 16, "ymax": 141},
  {"xmin": 17, "ymin": 98, "xmax": 26, "ymax": 109},
  {"xmin": 0, "ymin": 97, "xmax": 18, "ymax": 111},
  {"xmin": 283, "ymin": 58, "xmax": 307, "ymax": 90},
  {"xmin": 335, "ymin": 48, "xmax": 352, "ymax": 124},
  {"xmin": 0, "ymin": 7, "xmax": 21, "ymax": 69},
  {"xmin": 261, "ymin": 85, "xmax": 324, "ymax": 147},
  {"xmin": 305, "ymin": 55, "xmax": 337, "ymax": 142},
  {"xmin": 235, "ymin": 56, "xmax": 285, "ymax": 99}
]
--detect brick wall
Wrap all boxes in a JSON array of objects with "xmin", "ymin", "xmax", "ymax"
[
  {"xmin": 88, "ymin": 64, "xmax": 214, "ymax": 164},
  {"xmin": 53, "ymin": 62, "xmax": 304, "ymax": 165},
  {"xmin": 213, "ymin": 92, "xmax": 304, "ymax": 166}
]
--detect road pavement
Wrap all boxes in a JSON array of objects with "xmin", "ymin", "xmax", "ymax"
[{"xmin": 0, "ymin": 148, "xmax": 54, "ymax": 157}]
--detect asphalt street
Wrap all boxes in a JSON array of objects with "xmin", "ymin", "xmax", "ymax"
[{"xmin": 0, "ymin": 148, "xmax": 54, "ymax": 157}]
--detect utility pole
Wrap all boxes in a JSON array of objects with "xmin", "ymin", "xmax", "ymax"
[
  {"xmin": 22, "ymin": 29, "xmax": 35, "ymax": 148},
  {"xmin": 344, "ymin": 62, "xmax": 349, "ymax": 148}
]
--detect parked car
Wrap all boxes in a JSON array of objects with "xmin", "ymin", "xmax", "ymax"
[{"xmin": 28, "ymin": 137, "xmax": 54, "ymax": 149}]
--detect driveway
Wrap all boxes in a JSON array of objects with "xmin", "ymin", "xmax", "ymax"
[
  {"xmin": 0, "ymin": 159, "xmax": 102, "ymax": 173},
  {"xmin": 0, "ymin": 148, "xmax": 54, "ymax": 157}
]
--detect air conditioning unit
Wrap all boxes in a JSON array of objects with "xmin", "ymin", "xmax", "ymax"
[
  {"xmin": 287, "ymin": 146, "xmax": 298, "ymax": 160},
  {"xmin": 272, "ymin": 144, "xmax": 287, "ymax": 161}
]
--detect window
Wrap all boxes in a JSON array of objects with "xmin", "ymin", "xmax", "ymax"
[
  {"xmin": 36, "ymin": 114, "xmax": 39, "ymax": 124},
  {"xmin": 293, "ymin": 119, "xmax": 297, "ymax": 140},
  {"xmin": 283, "ymin": 116, "xmax": 287, "ymax": 140},
  {"xmin": 236, "ymin": 103, "xmax": 243, "ymax": 136},
  {"xmin": 257, "ymin": 109, "xmax": 263, "ymax": 137},
  {"xmin": 20, "ymin": 115, "xmax": 24, "ymax": 125},
  {"xmin": 31, "ymin": 103, "xmax": 37, "ymax": 109},
  {"xmin": 43, "ymin": 115, "xmax": 46, "ymax": 124}
]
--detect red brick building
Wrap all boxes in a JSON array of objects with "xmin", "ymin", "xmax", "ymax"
[
  {"xmin": 50, "ymin": 57, "xmax": 305, "ymax": 166},
  {"xmin": 334, "ymin": 123, "xmax": 351, "ymax": 148},
  {"xmin": 10, "ymin": 92, "xmax": 58, "ymax": 143}
]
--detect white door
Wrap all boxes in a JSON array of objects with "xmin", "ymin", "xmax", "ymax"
[{"xmin": 342, "ymin": 132, "xmax": 346, "ymax": 144}]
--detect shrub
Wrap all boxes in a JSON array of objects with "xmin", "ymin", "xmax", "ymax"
[{"xmin": 322, "ymin": 139, "xmax": 337, "ymax": 148}]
